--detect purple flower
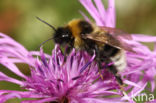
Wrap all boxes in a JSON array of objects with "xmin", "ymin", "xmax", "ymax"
[
  {"xmin": 0, "ymin": 33, "xmax": 127, "ymax": 103},
  {"xmin": 0, "ymin": 0, "xmax": 155, "ymax": 103}
]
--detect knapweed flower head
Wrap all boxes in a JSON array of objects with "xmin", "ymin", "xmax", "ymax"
[
  {"xmin": 0, "ymin": 0, "xmax": 156, "ymax": 103},
  {"xmin": 0, "ymin": 33, "xmax": 128, "ymax": 103}
]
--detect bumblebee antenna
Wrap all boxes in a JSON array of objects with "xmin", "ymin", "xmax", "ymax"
[
  {"xmin": 36, "ymin": 37, "xmax": 54, "ymax": 50},
  {"xmin": 36, "ymin": 16, "xmax": 56, "ymax": 31},
  {"xmin": 35, "ymin": 16, "xmax": 56, "ymax": 50}
]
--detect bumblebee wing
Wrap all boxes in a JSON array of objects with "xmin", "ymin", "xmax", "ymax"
[
  {"xmin": 100, "ymin": 27, "xmax": 135, "ymax": 52},
  {"xmin": 83, "ymin": 32, "xmax": 135, "ymax": 52},
  {"xmin": 83, "ymin": 33, "xmax": 121, "ymax": 48},
  {"xmin": 100, "ymin": 26, "xmax": 133, "ymax": 40}
]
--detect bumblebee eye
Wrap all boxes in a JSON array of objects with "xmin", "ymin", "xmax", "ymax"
[
  {"xmin": 53, "ymin": 27, "xmax": 72, "ymax": 45},
  {"xmin": 62, "ymin": 34, "xmax": 69, "ymax": 38}
]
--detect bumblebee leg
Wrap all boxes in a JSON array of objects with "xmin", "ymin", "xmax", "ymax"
[
  {"xmin": 108, "ymin": 65, "xmax": 123, "ymax": 85},
  {"xmin": 65, "ymin": 45, "xmax": 73, "ymax": 55},
  {"xmin": 115, "ymin": 75, "xmax": 123, "ymax": 85},
  {"xmin": 97, "ymin": 61, "xmax": 104, "ymax": 80},
  {"xmin": 95, "ymin": 46, "xmax": 104, "ymax": 79},
  {"xmin": 61, "ymin": 45, "xmax": 72, "ymax": 67},
  {"xmin": 108, "ymin": 65, "xmax": 126, "ymax": 94}
]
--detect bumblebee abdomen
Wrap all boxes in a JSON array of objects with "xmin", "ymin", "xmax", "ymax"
[
  {"xmin": 101, "ymin": 44, "xmax": 120, "ymax": 57},
  {"xmin": 100, "ymin": 44, "xmax": 126, "ymax": 72},
  {"xmin": 110, "ymin": 50, "xmax": 126, "ymax": 72}
]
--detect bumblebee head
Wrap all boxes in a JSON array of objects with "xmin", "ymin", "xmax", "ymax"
[
  {"xmin": 36, "ymin": 17, "xmax": 94, "ymax": 47},
  {"xmin": 53, "ymin": 19, "xmax": 93, "ymax": 46},
  {"xmin": 53, "ymin": 27, "xmax": 73, "ymax": 45},
  {"xmin": 36, "ymin": 17, "xmax": 74, "ymax": 47}
]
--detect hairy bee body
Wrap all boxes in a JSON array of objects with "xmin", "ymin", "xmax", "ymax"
[{"xmin": 52, "ymin": 19, "xmax": 129, "ymax": 85}]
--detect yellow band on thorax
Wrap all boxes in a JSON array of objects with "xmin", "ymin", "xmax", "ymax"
[{"xmin": 68, "ymin": 19, "xmax": 84, "ymax": 49}]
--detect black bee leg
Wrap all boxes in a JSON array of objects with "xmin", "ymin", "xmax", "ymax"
[
  {"xmin": 95, "ymin": 46, "xmax": 104, "ymax": 79},
  {"xmin": 95, "ymin": 46, "xmax": 102, "ymax": 69},
  {"xmin": 61, "ymin": 45, "xmax": 72, "ymax": 66},
  {"xmin": 97, "ymin": 61, "xmax": 104, "ymax": 79},
  {"xmin": 115, "ymin": 75, "xmax": 123, "ymax": 85},
  {"xmin": 109, "ymin": 65, "xmax": 123, "ymax": 85},
  {"xmin": 107, "ymin": 64, "xmax": 125, "ymax": 94},
  {"xmin": 65, "ymin": 45, "xmax": 73, "ymax": 55}
]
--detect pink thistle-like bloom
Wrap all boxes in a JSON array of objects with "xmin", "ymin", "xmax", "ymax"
[
  {"xmin": 0, "ymin": 0, "xmax": 156, "ymax": 103},
  {"xmin": 0, "ymin": 33, "xmax": 126, "ymax": 103}
]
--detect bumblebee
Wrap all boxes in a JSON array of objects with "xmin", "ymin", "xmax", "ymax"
[{"xmin": 37, "ymin": 17, "xmax": 134, "ymax": 85}]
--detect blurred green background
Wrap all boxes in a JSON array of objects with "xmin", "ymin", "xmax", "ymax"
[{"xmin": 0, "ymin": 0, "xmax": 156, "ymax": 102}]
